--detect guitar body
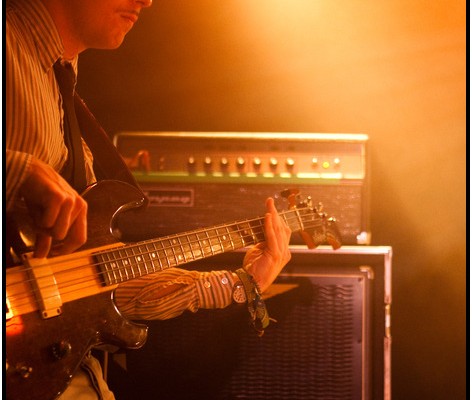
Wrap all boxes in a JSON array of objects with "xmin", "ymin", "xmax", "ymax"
[
  {"xmin": 6, "ymin": 180, "xmax": 341, "ymax": 400},
  {"xmin": 6, "ymin": 292, "xmax": 148, "ymax": 400},
  {"xmin": 6, "ymin": 181, "xmax": 149, "ymax": 400}
]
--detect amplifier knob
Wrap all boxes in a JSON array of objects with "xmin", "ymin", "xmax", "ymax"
[
  {"xmin": 187, "ymin": 157, "xmax": 196, "ymax": 173},
  {"xmin": 220, "ymin": 157, "xmax": 229, "ymax": 172},
  {"xmin": 334, "ymin": 157, "xmax": 341, "ymax": 167},
  {"xmin": 286, "ymin": 158, "xmax": 295, "ymax": 168},
  {"xmin": 253, "ymin": 157, "xmax": 262, "ymax": 167},
  {"xmin": 236, "ymin": 157, "xmax": 245, "ymax": 168},
  {"xmin": 269, "ymin": 157, "xmax": 278, "ymax": 169},
  {"xmin": 204, "ymin": 157, "xmax": 212, "ymax": 166},
  {"xmin": 312, "ymin": 157, "xmax": 318, "ymax": 167}
]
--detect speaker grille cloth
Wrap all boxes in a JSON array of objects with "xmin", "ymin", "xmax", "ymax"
[{"xmin": 117, "ymin": 276, "xmax": 365, "ymax": 400}]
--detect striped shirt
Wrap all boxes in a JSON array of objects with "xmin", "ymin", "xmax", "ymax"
[
  {"xmin": 5, "ymin": 0, "xmax": 95, "ymax": 211},
  {"xmin": 6, "ymin": 0, "xmax": 236, "ymax": 322}
]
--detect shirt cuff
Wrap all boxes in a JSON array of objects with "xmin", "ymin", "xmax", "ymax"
[{"xmin": 195, "ymin": 270, "xmax": 236, "ymax": 309}]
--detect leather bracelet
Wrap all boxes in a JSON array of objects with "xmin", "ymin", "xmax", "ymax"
[{"xmin": 235, "ymin": 268, "xmax": 270, "ymax": 336}]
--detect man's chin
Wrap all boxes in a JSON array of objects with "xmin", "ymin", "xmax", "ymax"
[{"xmin": 91, "ymin": 34, "xmax": 127, "ymax": 51}]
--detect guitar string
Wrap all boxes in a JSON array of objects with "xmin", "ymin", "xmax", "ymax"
[
  {"xmin": 5, "ymin": 209, "xmax": 324, "ymax": 310},
  {"xmin": 4, "ymin": 217, "xmax": 268, "ymax": 311},
  {"xmin": 5, "ymin": 209, "xmax": 324, "ymax": 308},
  {"xmin": 6, "ymin": 210, "xmax": 326, "ymax": 311}
]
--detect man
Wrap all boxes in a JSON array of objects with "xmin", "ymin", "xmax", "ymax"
[{"xmin": 6, "ymin": 0, "xmax": 292, "ymax": 398}]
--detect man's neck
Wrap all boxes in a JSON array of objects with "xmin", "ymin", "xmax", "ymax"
[{"xmin": 40, "ymin": 0, "xmax": 83, "ymax": 59}]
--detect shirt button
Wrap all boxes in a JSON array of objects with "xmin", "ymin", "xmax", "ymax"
[
  {"xmin": 204, "ymin": 281, "xmax": 211, "ymax": 289},
  {"xmin": 221, "ymin": 277, "xmax": 229, "ymax": 285}
]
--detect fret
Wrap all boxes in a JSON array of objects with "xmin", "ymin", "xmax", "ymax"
[
  {"xmin": 133, "ymin": 245, "xmax": 146, "ymax": 277},
  {"xmin": 238, "ymin": 221, "xmax": 257, "ymax": 245},
  {"xmin": 106, "ymin": 252, "xmax": 120, "ymax": 284},
  {"xmin": 144, "ymin": 243, "xmax": 156, "ymax": 274},
  {"xmin": 175, "ymin": 236, "xmax": 187, "ymax": 263},
  {"xmin": 217, "ymin": 228, "xmax": 228, "ymax": 253},
  {"xmin": 281, "ymin": 210, "xmax": 294, "ymax": 231},
  {"xmin": 144, "ymin": 241, "xmax": 159, "ymax": 271},
  {"xmin": 168, "ymin": 238, "xmax": 179, "ymax": 266},
  {"xmin": 138, "ymin": 243, "xmax": 150, "ymax": 276},
  {"xmin": 133, "ymin": 246, "xmax": 144, "ymax": 278},
  {"xmin": 230, "ymin": 223, "xmax": 246, "ymax": 248},
  {"xmin": 251, "ymin": 219, "xmax": 266, "ymax": 243},
  {"xmin": 110, "ymin": 248, "xmax": 122, "ymax": 283},
  {"xmin": 196, "ymin": 230, "xmax": 208, "ymax": 257},
  {"xmin": 114, "ymin": 253, "xmax": 123, "ymax": 281},
  {"xmin": 124, "ymin": 248, "xmax": 134, "ymax": 280},
  {"xmin": 95, "ymin": 251, "xmax": 119, "ymax": 286},
  {"xmin": 225, "ymin": 225, "xmax": 236, "ymax": 250},
  {"xmin": 119, "ymin": 249, "xmax": 129, "ymax": 281},
  {"xmin": 95, "ymin": 252, "xmax": 112, "ymax": 286},
  {"xmin": 191, "ymin": 233, "xmax": 203, "ymax": 259},
  {"xmin": 230, "ymin": 223, "xmax": 246, "ymax": 250},
  {"xmin": 182, "ymin": 234, "xmax": 198, "ymax": 262},
  {"xmin": 160, "ymin": 239, "xmax": 173, "ymax": 268},
  {"xmin": 151, "ymin": 241, "xmax": 165, "ymax": 271},
  {"xmin": 109, "ymin": 249, "xmax": 122, "ymax": 283},
  {"xmin": 216, "ymin": 228, "xmax": 225, "ymax": 253},
  {"xmin": 148, "ymin": 241, "xmax": 162, "ymax": 270},
  {"xmin": 208, "ymin": 228, "xmax": 223, "ymax": 254},
  {"xmin": 204, "ymin": 229, "xmax": 216, "ymax": 256}
]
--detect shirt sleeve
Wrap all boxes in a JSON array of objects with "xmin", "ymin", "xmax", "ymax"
[
  {"xmin": 114, "ymin": 268, "xmax": 237, "ymax": 321},
  {"xmin": 6, "ymin": 150, "xmax": 33, "ymax": 211}
]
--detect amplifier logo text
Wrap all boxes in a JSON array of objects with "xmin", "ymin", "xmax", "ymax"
[{"xmin": 144, "ymin": 188, "xmax": 194, "ymax": 207}]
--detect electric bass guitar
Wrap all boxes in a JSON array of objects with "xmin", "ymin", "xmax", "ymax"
[{"xmin": 5, "ymin": 180, "xmax": 341, "ymax": 400}]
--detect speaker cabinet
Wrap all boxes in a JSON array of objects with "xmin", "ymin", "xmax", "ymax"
[{"xmin": 107, "ymin": 246, "xmax": 391, "ymax": 400}]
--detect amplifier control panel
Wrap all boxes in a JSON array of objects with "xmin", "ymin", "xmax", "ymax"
[{"xmin": 113, "ymin": 132, "xmax": 367, "ymax": 181}]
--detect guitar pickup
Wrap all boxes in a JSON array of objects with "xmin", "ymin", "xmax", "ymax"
[{"xmin": 23, "ymin": 253, "xmax": 63, "ymax": 319}]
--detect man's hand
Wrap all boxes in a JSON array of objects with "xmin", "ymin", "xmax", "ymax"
[
  {"xmin": 19, "ymin": 158, "xmax": 88, "ymax": 258},
  {"xmin": 243, "ymin": 197, "xmax": 292, "ymax": 292}
]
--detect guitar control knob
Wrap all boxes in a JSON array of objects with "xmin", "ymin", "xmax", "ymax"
[
  {"xmin": 52, "ymin": 340, "xmax": 72, "ymax": 360},
  {"xmin": 16, "ymin": 364, "xmax": 33, "ymax": 379}
]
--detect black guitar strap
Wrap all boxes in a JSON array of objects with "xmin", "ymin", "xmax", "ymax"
[{"xmin": 73, "ymin": 93, "xmax": 145, "ymax": 194}]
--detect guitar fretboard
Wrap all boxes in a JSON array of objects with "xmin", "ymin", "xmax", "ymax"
[
  {"xmin": 94, "ymin": 208, "xmax": 321, "ymax": 286},
  {"xmin": 95, "ymin": 219, "xmax": 266, "ymax": 286}
]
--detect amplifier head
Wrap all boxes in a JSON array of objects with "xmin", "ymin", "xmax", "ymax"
[{"xmin": 113, "ymin": 132, "xmax": 371, "ymax": 245}]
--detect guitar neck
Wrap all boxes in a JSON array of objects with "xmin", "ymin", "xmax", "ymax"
[{"xmin": 95, "ymin": 209, "xmax": 307, "ymax": 286}]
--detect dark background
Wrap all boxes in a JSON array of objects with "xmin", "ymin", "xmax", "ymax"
[{"xmin": 77, "ymin": 1, "xmax": 467, "ymax": 399}]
